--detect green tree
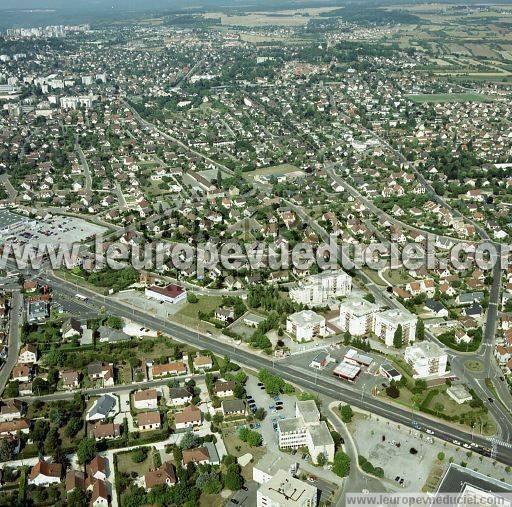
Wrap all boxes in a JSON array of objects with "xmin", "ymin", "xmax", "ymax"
[
  {"xmin": 180, "ymin": 430, "xmax": 199, "ymax": 450},
  {"xmin": 4, "ymin": 381, "xmax": 19, "ymax": 398},
  {"xmin": 393, "ymin": 324, "xmax": 403, "ymax": 349},
  {"xmin": 196, "ymin": 471, "xmax": 222, "ymax": 494},
  {"xmin": 416, "ymin": 319, "xmax": 425, "ymax": 341},
  {"xmin": 254, "ymin": 408, "xmax": 266, "ymax": 421},
  {"xmin": 224, "ymin": 464, "xmax": 243, "ymax": 491},
  {"xmin": 68, "ymin": 488, "xmax": 89, "ymax": 507},
  {"xmin": 333, "ymin": 451, "xmax": 350, "ymax": 477},
  {"xmin": 106, "ymin": 315, "xmax": 124, "ymax": 329},
  {"xmin": 76, "ymin": 437, "xmax": 96, "ymax": 465},
  {"xmin": 239, "ymin": 427, "xmax": 262, "ymax": 447},
  {"xmin": 340, "ymin": 405, "xmax": 353, "ymax": 423},
  {"xmin": 187, "ymin": 293, "xmax": 199, "ymax": 303},
  {"xmin": 132, "ymin": 447, "xmax": 148, "ymax": 463},
  {"xmin": 44, "ymin": 426, "xmax": 61, "ymax": 455},
  {"xmin": 317, "ymin": 452, "xmax": 328, "ymax": 466}
]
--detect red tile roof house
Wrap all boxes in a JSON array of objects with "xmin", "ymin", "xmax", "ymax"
[
  {"xmin": 28, "ymin": 460, "xmax": 62, "ymax": 486},
  {"xmin": 152, "ymin": 361, "xmax": 187, "ymax": 378},
  {"xmin": 133, "ymin": 388, "xmax": 158, "ymax": 410},
  {"xmin": 145, "ymin": 284, "xmax": 187, "ymax": 304},
  {"xmin": 137, "ymin": 411, "xmax": 161, "ymax": 431}
]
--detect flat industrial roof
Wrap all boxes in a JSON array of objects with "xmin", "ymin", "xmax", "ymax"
[
  {"xmin": 333, "ymin": 361, "xmax": 360, "ymax": 379},
  {"xmin": 437, "ymin": 463, "xmax": 512, "ymax": 495}
]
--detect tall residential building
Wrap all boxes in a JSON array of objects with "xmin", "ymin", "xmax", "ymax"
[
  {"xmin": 277, "ymin": 400, "xmax": 334, "ymax": 463},
  {"xmin": 289, "ymin": 270, "xmax": 352, "ymax": 307},
  {"xmin": 404, "ymin": 341, "xmax": 448, "ymax": 379},
  {"xmin": 338, "ymin": 296, "xmax": 379, "ymax": 336},
  {"xmin": 257, "ymin": 469, "xmax": 317, "ymax": 507},
  {"xmin": 286, "ymin": 310, "xmax": 326, "ymax": 342},
  {"xmin": 373, "ymin": 309, "xmax": 417, "ymax": 347}
]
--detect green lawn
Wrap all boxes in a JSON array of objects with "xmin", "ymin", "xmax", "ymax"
[
  {"xmin": 243, "ymin": 163, "xmax": 299, "ymax": 180},
  {"xmin": 406, "ymin": 92, "xmax": 493, "ymax": 103}
]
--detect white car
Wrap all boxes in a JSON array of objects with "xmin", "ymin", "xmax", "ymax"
[{"xmin": 426, "ymin": 429, "xmax": 434, "ymax": 435}]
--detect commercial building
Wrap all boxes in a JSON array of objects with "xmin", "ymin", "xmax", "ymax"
[
  {"xmin": 338, "ymin": 297, "xmax": 379, "ymax": 336},
  {"xmin": 277, "ymin": 400, "xmax": 334, "ymax": 463},
  {"xmin": 257, "ymin": 468, "xmax": 317, "ymax": 507},
  {"xmin": 145, "ymin": 284, "xmax": 186, "ymax": 304},
  {"xmin": 332, "ymin": 361, "xmax": 361, "ymax": 382},
  {"xmin": 373, "ymin": 309, "xmax": 417, "ymax": 347},
  {"xmin": 289, "ymin": 270, "xmax": 352, "ymax": 307},
  {"xmin": 343, "ymin": 348, "xmax": 373, "ymax": 367},
  {"xmin": 404, "ymin": 341, "xmax": 448, "ymax": 379},
  {"xmin": 286, "ymin": 310, "xmax": 326, "ymax": 342}
]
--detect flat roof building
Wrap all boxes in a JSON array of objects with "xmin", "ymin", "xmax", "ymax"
[
  {"xmin": 333, "ymin": 361, "xmax": 361, "ymax": 381},
  {"xmin": 257, "ymin": 468, "xmax": 317, "ymax": 507}
]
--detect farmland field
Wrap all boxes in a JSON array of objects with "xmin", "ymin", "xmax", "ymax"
[{"xmin": 406, "ymin": 92, "xmax": 493, "ymax": 103}]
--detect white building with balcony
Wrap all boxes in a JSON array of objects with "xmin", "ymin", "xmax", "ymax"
[
  {"xmin": 286, "ymin": 310, "xmax": 326, "ymax": 342},
  {"xmin": 404, "ymin": 341, "xmax": 448, "ymax": 379},
  {"xmin": 289, "ymin": 270, "xmax": 352, "ymax": 307},
  {"xmin": 338, "ymin": 297, "xmax": 379, "ymax": 336},
  {"xmin": 373, "ymin": 309, "xmax": 417, "ymax": 347}
]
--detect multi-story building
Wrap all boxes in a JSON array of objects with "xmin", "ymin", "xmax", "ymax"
[
  {"xmin": 257, "ymin": 469, "xmax": 317, "ymax": 507},
  {"xmin": 289, "ymin": 270, "xmax": 352, "ymax": 307},
  {"xmin": 286, "ymin": 310, "xmax": 326, "ymax": 342},
  {"xmin": 404, "ymin": 342, "xmax": 448, "ymax": 379},
  {"xmin": 277, "ymin": 401, "xmax": 334, "ymax": 463},
  {"xmin": 373, "ymin": 309, "xmax": 417, "ymax": 347},
  {"xmin": 338, "ymin": 297, "xmax": 379, "ymax": 336}
]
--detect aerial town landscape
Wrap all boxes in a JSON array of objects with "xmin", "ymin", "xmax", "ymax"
[{"xmin": 1, "ymin": 0, "xmax": 512, "ymax": 505}]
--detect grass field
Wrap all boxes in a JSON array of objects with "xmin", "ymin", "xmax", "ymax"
[
  {"xmin": 243, "ymin": 163, "xmax": 300, "ymax": 181},
  {"xmin": 406, "ymin": 92, "xmax": 493, "ymax": 103}
]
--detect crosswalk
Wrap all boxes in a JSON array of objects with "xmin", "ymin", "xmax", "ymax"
[{"xmin": 488, "ymin": 437, "xmax": 512, "ymax": 449}]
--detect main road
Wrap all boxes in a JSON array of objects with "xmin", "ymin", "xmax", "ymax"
[
  {"xmin": 36, "ymin": 270, "xmax": 512, "ymax": 467},
  {"xmin": 0, "ymin": 289, "xmax": 22, "ymax": 394}
]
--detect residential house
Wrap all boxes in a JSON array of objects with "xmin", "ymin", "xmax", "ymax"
[
  {"xmin": 61, "ymin": 370, "xmax": 80, "ymax": 389},
  {"xmin": 213, "ymin": 380, "xmax": 235, "ymax": 398},
  {"xmin": 152, "ymin": 362, "xmax": 187, "ymax": 378},
  {"xmin": 137, "ymin": 411, "xmax": 161, "ymax": 431},
  {"xmin": 193, "ymin": 355, "xmax": 213, "ymax": 371},
  {"xmin": 143, "ymin": 462, "xmax": 177, "ymax": 491},
  {"xmin": 92, "ymin": 421, "xmax": 121, "ymax": 440},
  {"xmin": 175, "ymin": 405, "xmax": 202, "ymax": 430},
  {"xmin": 28, "ymin": 460, "xmax": 62, "ymax": 486},
  {"xmin": 168, "ymin": 387, "xmax": 192, "ymax": 406},
  {"xmin": 133, "ymin": 389, "xmax": 158, "ymax": 410},
  {"xmin": 221, "ymin": 399, "xmax": 246, "ymax": 417},
  {"xmin": 18, "ymin": 344, "xmax": 37, "ymax": 364}
]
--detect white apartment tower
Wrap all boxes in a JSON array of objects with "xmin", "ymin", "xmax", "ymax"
[
  {"xmin": 404, "ymin": 341, "xmax": 448, "ymax": 379},
  {"xmin": 289, "ymin": 270, "xmax": 352, "ymax": 307},
  {"xmin": 338, "ymin": 297, "xmax": 379, "ymax": 336},
  {"xmin": 373, "ymin": 309, "xmax": 417, "ymax": 347}
]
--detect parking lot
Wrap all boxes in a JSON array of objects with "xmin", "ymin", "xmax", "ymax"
[
  {"xmin": 52, "ymin": 292, "xmax": 99, "ymax": 320},
  {"xmin": 0, "ymin": 210, "xmax": 106, "ymax": 247},
  {"xmin": 350, "ymin": 414, "xmax": 512, "ymax": 492},
  {"xmin": 244, "ymin": 374, "xmax": 296, "ymax": 449}
]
